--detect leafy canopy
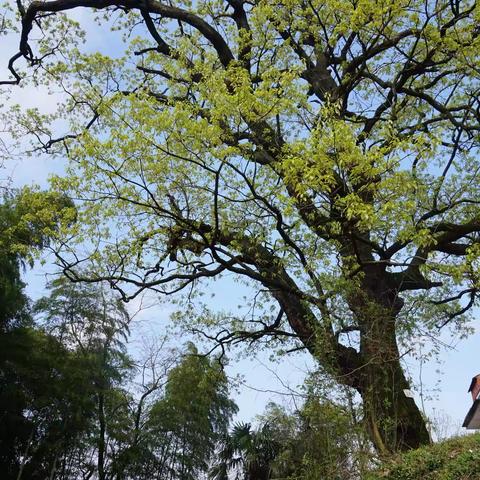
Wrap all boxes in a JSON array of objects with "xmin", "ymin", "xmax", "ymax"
[{"xmin": 2, "ymin": 0, "xmax": 478, "ymax": 342}]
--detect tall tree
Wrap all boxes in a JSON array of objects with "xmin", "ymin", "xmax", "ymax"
[
  {"xmin": 3, "ymin": 0, "xmax": 480, "ymax": 453},
  {"xmin": 34, "ymin": 277, "xmax": 134, "ymax": 480},
  {"xmin": 133, "ymin": 344, "xmax": 238, "ymax": 480}
]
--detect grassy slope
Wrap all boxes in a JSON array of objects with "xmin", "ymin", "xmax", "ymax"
[{"xmin": 366, "ymin": 433, "xmax": 480, "ymax": 480}]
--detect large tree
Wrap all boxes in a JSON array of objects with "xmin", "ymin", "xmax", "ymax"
[
  {"xmin": 34, "ymin": 277, "xmax": 134, "ymax": 480},
  {"xmin": 137, "ymin": 344, "xmax": 238, "ymax": 480},
  {"xmin": 3, "ymin": 0, "xmax": 480, "ymax": 453}
]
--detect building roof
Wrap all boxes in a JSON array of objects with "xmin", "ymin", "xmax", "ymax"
[
  {"xmin": 468, "ymin": 374, "xmax": 480, "ymax": 392},
  {"xmin": 468, "ymin": 374, "xmax": 480, "ymax": 402}
]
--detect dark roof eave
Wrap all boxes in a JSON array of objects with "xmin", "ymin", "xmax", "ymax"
[
  {"xmin": 463, "ymin": 399, "xmax": 480, "ymax": 429},
  {"xmin": 468, "ymin": 374, "xmax": 480, "ymax": 393}
]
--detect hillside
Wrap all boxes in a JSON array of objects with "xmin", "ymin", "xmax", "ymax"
[{"xmin": 366, "ymin": 433, "xmax": 480, "ymax": 480}]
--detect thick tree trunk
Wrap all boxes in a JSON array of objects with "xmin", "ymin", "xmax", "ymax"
[
  {"xmin": 264, "ymin": 235, "xmax": 431, "ymax": 454},
  {"xmin": 349, "ymin": 268, "xmax": 431, "ymax": 453},
  {"xmin": 359, "ymin": 326, "xmax": 430, "ymax": 453}
]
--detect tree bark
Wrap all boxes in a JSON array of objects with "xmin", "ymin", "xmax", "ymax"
[
  {"xmin": 345, "ymin": 265, "xmax": 431, "ymax": 453},
  {"xmin": 358, "ymin": 318, "xmax": 430, "ymax": 453},
  {"xmin": 97, "ymin": 392, "xmax": 106, "ymax": 480}
]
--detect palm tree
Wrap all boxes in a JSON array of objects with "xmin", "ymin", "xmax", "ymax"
[{"xmin": 209, "ymin": 423, "xmax": 280, "ymax": 480}]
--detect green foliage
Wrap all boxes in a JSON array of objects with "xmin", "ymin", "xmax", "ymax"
[
  {"xmin": 211, "ymin": 397, "xmax": 368, "ymax": 480},
  {"xmin": 140, "ymin": 345, "xmax": 238, "ymax": 480},
  {"xmin": 0, "ymin": 188, "xmax": 75, "ymax": 264},
  {"xmin": 0, "ymin": 189, "xmax": 238, "ymax": 478},
  {"xmin": 0, "ymin": 188, "xmax": 73, "ymax": 331},
  {"xmin": 34, "ymin": 276, "xmax": 131, "ymax": 367},
  {"xmin": 366, "ymin": 433, "xmax": 480, "ymax": 480},
  {"xmin": 264, "ymin": 399, "xmax": 367, "ymax": 480},
  {"xmin": 0, "ymin": 191, "xmax": 89, "ymax": 479},
  {"xmin": 0, "ymin": 252, "xmax": 30, "ymax": 330},
  {"xmin": 210, "ymin": 421, "xmax": 281, "ymax": 480},
  {"xmin": 0, "ymin": 328, "xmax": 96, "ymax": 480},
  {"xmin": 33, "ymin": 276, "xmax": 134, "ymax": 479}
]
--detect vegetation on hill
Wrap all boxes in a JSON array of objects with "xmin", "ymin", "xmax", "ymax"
[{"xmin": 367, "ymin": 433, "xmax": 480, "ymax": 480}]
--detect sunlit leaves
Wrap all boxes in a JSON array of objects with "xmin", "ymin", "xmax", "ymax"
[{"xmin": 3, "ymin": 0, "xmax": 480, "ymax": 372}]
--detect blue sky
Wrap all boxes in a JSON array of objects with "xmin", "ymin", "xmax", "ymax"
[{"xmin": 1, "ymin": 4, "xmax": 479, "ymax": 435}]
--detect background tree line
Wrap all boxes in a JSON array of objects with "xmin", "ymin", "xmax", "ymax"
[
  {"xmin": 1, "ymin": 190, "xmax": 371, "ymax": 480},
  {"xmin": 0, "ymin": 189, "xmax": 238, "ymax": 479}
]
